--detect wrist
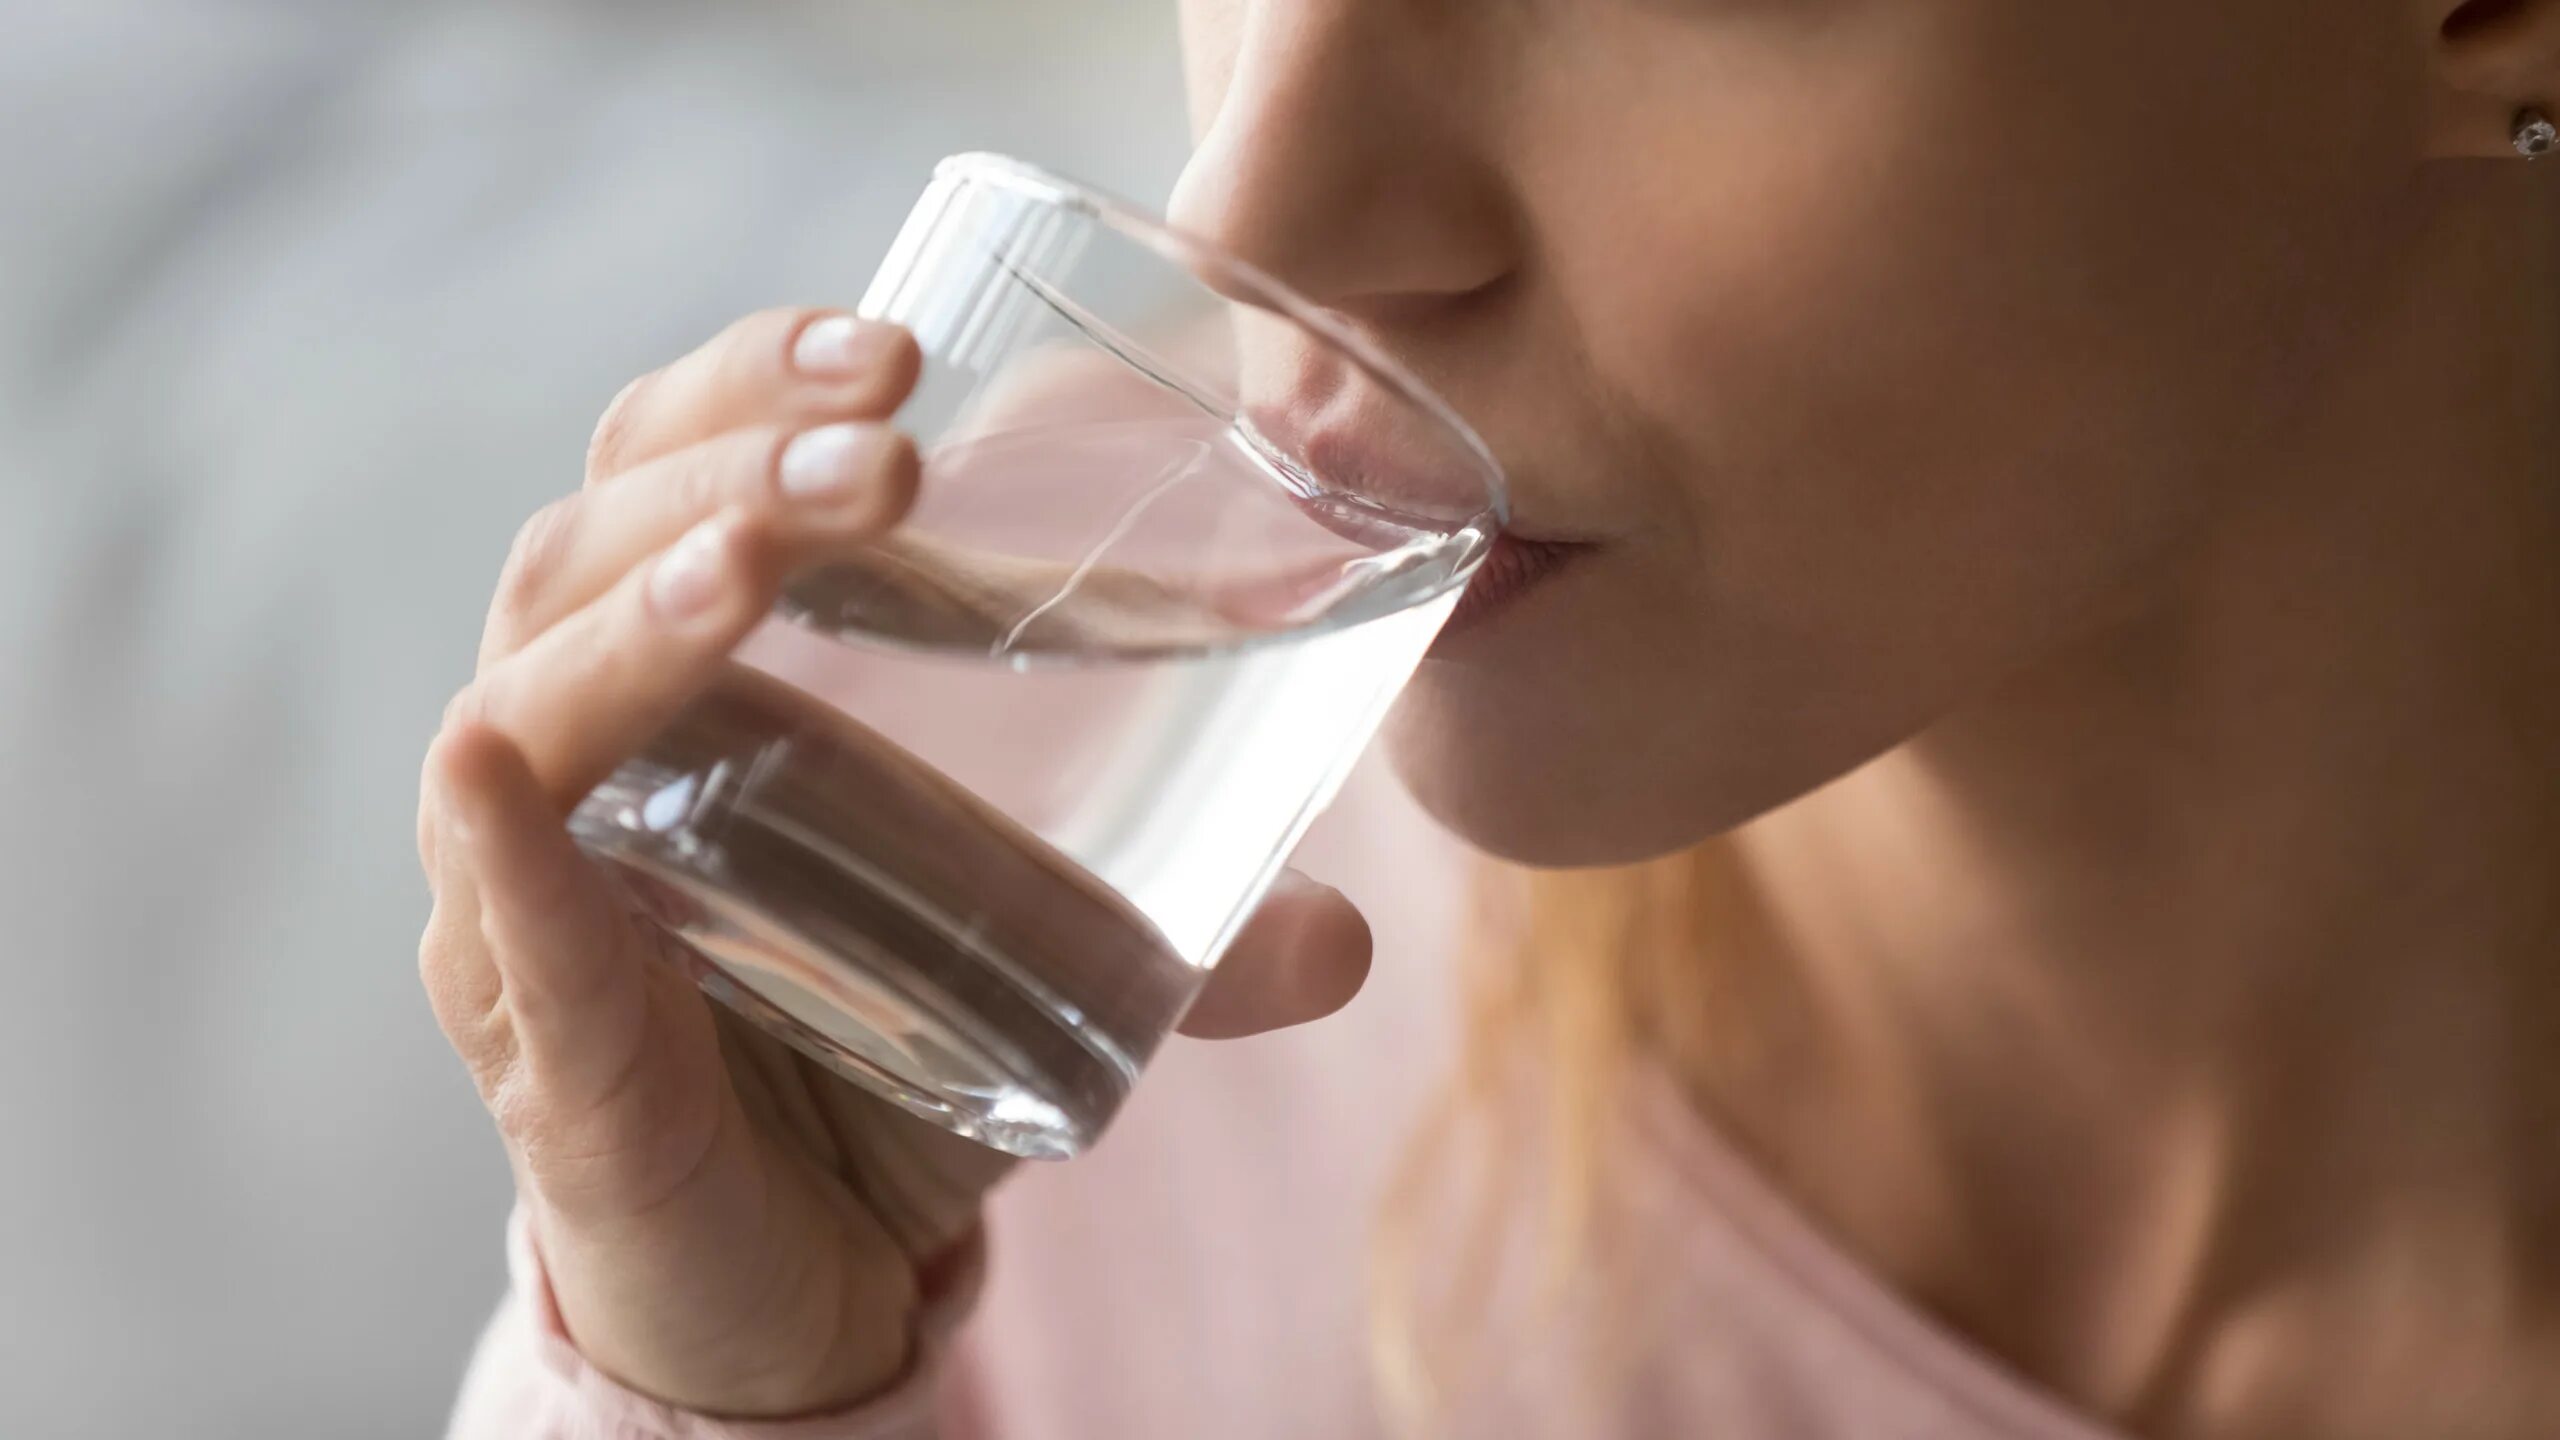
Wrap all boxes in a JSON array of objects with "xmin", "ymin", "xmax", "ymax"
[{"xmin": 520, "ymin": 1202, "xmax": 925, "ymax": 1419}]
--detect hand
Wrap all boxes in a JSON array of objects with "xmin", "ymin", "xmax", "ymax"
[{"xmin": 417, "ymin": 308, "xmax": 1374, "ymax": 1417}]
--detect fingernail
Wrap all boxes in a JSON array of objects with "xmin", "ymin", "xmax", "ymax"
[
  {"xmin": 791, "ymin": 315, "xmax": 877, "ymax": 378},
  {"xmin": 779, "ymin": 423, "xmax": 885, "ymax": 500},
  {"xmin": 649, "ymin": 516, "xmax": 732, "ymax": 619}
]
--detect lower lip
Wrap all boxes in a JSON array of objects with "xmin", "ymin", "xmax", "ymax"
[{"xmin": 1433, "ymin": 535, "xmax": 1588, "ymax": 648}]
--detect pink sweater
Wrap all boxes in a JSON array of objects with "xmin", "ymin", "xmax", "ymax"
[{"xmin": 447, "ymin": 759, "xmax": 2129, "ymax": 1440}]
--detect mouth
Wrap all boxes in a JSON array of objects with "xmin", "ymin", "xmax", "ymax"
[
  {"xmin": 1436, "ymin": 532, "xmax": 1591, "ymax": 646},
  {"xmin": 1236, "ymin": 399, "xmax": 1594, "ymax": 645}
]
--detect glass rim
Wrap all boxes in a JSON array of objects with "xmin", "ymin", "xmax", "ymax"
[{"xmin": 932, "ymin": 151, "xmax": 1510, "ymax": 530}]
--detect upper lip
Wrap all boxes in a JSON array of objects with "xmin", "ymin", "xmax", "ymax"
[
  {"xmin": 1254, "ymin": 411, "xmax": 1492, "ymax": 518},
  {"xmin": 1249, "ymin": 409, "xmax": 1595, "ymax": 545}
]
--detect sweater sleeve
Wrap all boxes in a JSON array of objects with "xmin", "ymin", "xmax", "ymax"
[{"xmin": 444, "ymin": 1209, "xmax": 983, "ymax": 1440}]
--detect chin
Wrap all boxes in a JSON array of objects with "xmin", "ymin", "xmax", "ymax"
[
  {"xmin": 1380, "ymin": 651, "xmax": 1891, "ymax": 870},
  {"xmin": 1380, "ymin": 689, "xmax": 1737, "ymax": 870}
]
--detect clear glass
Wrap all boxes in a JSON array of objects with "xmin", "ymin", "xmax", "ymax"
[{"xmin": 569, "ymin": 154, "xmax": 1505, "ymax": 1159}]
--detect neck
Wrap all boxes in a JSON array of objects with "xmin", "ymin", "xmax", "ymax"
[{"xmin": 1706, "ymin": 170, "xmax": 2560, "ymax": 1436}]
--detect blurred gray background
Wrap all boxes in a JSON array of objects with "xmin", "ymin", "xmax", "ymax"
[{"xmin": 0, "ymin": 4, "xmax": 1187, "ymax": 1434}]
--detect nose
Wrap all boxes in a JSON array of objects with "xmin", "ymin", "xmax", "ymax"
[{"xmin": 1166, "ymin": 4, "xmax": 1517, "ymax": 322}]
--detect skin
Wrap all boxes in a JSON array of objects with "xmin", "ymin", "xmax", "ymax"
[{"xmin": 421, "ymin": 0, "xmax": 2560, "ymax": 1431}]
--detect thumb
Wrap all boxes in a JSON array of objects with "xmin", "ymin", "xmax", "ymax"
[{"xmin": 1176, "ymin": 870, "xmax": 1374, "ymax": 1041}]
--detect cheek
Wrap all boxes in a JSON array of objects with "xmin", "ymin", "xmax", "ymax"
[{"xmin": 1537, "ymin": 0, "xmax": 2416, "ymax": 679}]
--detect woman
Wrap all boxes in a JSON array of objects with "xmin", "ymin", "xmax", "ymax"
[{"xmin": 421, "ymin": 1, "xmax": 2560, "ymax": 1435}]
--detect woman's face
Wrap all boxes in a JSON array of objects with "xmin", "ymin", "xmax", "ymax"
[{"xmin": 1170, "ymin": 0, "xmax": 2439, "ymax": 865}]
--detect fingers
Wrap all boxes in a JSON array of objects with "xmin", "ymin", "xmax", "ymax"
[
  {"xmin": 423, "ymin": 723, "xmax": 746, "ymax": 1227},
  {"xmin": 432, "ymin": 725, "xmax": 633, "ymax": 1014},
  {"xmin": 426, "ymin": 724, "xmax": 660, "ymax": 1096},
  {"xmin": 1177, "ymin": 871, "xmax": 1374, "ymax": 1040},
  {"xmin": 587, "ymin": 309, "xmax": 921, "ymax": 486},
  {"xmin": 454, "ymin": 509, "xmax": 794, "ymax": 813},
  {"xmin": 485, "ymin": 421, "xmax": 919, "ymax": 663}
]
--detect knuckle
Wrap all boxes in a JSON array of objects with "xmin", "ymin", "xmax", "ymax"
[
  {"xmin": 416, "ymin": 722, "xmax": 482, "ymax": 870},
  {"xmin": 485, "ymin": 1064, "xmax": 603, "ymax": 1163},
  {"xmin": 493, "ymin": 497, "xmax": 580, "ymax": 623},
  {"xmin": 417, "ymin": 912, "xmax": 481, "ymax": 1022},
  {"xmin": 420, "ymin": 911, "xmax": 518, "ymax": 1090},
  {"xmin": 648, "ymin": 427, "xmax": 784, "ymax": 535},
  {"xmin": 438, "ymin": 684, "xmax": 489, "ymax": 741},
  {"xmin": 677, "ymin": 431, "xmax": 763, "ymax": 516},
  {"xmin": 417, "ymin": 746, "xmax": 446, "ymax": 867},
  {"xmin": 585, "ymin": 370, "xmax": 660, "ymax": 483},
  {"xmin": 485, "ymin": 1073, "xmax": 542, "ymax": 1148},
  {"xmin": 416, "ymin": 910, "xmax": 466, "ymax": 989},
  {"xmin": 465, "ymin": 1029, "xmax": 526, "ymax": 1114},
  {"xmin": 416, "ymin": 799, "xmax": 441, "ymax": 875}
]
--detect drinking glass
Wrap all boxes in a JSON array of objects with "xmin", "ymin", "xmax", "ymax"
[{"xmin": 569, "ymin": 154, "xmax": 1505, "ymax": 1159}]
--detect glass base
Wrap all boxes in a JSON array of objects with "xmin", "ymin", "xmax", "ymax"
[
  {"xmin": 595, "ymin": 843, "xmax": 1097, "ymax": 1160},
  {"xmin": 566, "ymin": 668, "xmax": 1209, "ymax": 1162}
]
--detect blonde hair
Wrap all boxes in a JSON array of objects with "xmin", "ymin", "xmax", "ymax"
[{"xmin": 1368, "ymin": 843, "xmax": 1739, "ymax": 1431}]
